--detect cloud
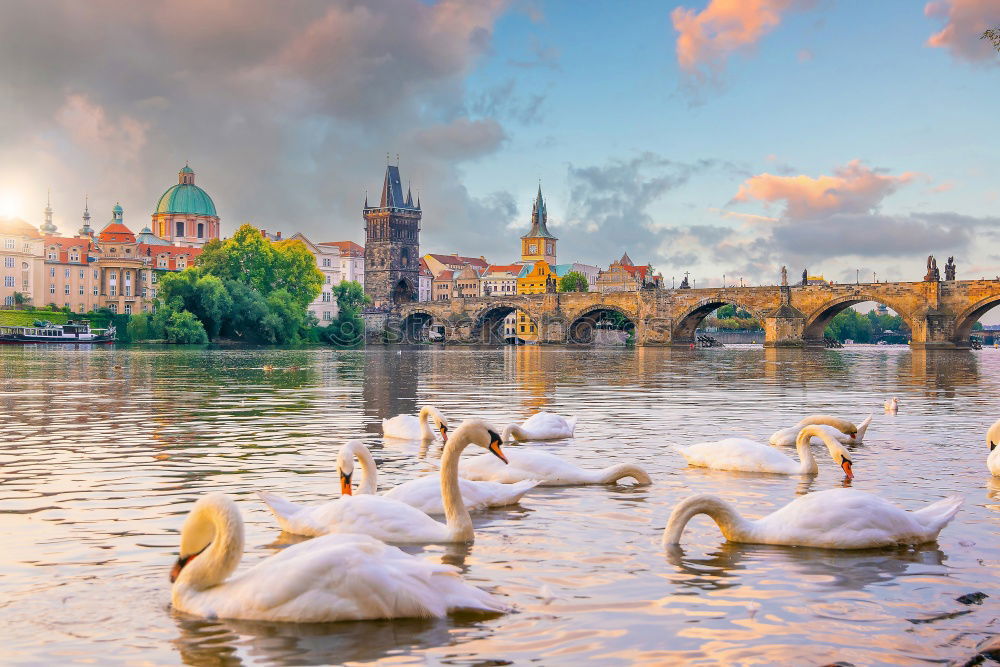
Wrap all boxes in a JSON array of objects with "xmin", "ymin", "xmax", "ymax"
[
  {"xmin": 0, "ymin": 0, "xmax": 516, "ymax": 247},
  {"xmin": 925, "ymin": 0, "xmax": 999, "ymax": 62},
  {"xmin": 671, "ymin": 0, "xmax": 813, "ymax": 84},
  {"xmin": 732, "ymin": 160, "xmax": 917, "ymax": 220}
]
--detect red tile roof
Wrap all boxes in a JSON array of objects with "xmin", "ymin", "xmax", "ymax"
[
  {"xmin": 43, "ymin": 236, "xmax": 94, "ymax": 264},
  {"xmin": 419, "ymin": 257, "xmax": 433, "ymax": 276},
  {"xmin": 98, "ymin": 223, "xmax": 136, "ymax": 243},
  {"xmin": 427, "ymin": 253, "xmax": 489, "ymax": 270},
  {"xmin": 138, "ymin": 243, "xmax": 203, "ymax": 270},
  {"xmin": 318, "ymin": 240, "xmax": 364, "ymax": 256},
  {"xmin": 433, "ymin": 270, "xmax": 455, "ymax": 280}
]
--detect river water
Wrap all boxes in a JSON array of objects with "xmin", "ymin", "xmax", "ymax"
[{"xmin": 1, "ymin": 345, "xmax": 998, "ymax": 666}]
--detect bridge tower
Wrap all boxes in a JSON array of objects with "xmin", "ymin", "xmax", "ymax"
[
  {"xmin": 363, "ymin": 162, "xmax": 421, "ymax": 309},
  {"xmin": 520, "ymin": 185, "xmax": 557, "ymax": 265}
]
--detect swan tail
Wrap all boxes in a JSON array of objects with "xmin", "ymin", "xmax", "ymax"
[
  {"xmin": 855, "ymin": 414, "xmax": 873, "ymax": 443},
  {"xmin": 257, "ymin": 491, "xmax": 306, "ymax": 530},
  {"xmin": 567, "ymin": 416, "xmax": 579, "ymax": 435},
  {"xmin": 506, "ymin": 479, "xmax": 541, "ymax": 501},
  {"xmin": 600, "ymin": 463, "xmax": 652, "ymax": 485},
  {"xmin": 434, "ymin": 571, "xmax": 510, "ymax": 614},
  {"xmin": 912, "ymin": 495, "xmax": 962, "ymax": 533}
]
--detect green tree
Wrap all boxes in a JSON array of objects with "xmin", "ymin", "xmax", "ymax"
[
  {"xmin": 126, "ymin": 313, "xmax": 152, "ymax": 341},
  {"xmin": 12, "ymin": 292, "xmax": 28, "ymax": 309},
  {"xmin": 825, "ymin": 309, "xmax": 873, "ymax": 343},
  {"xmin": 163, "ymin": 310, "xmax": 209, "ymax": 344},
  {"xmin": 558, "ymin": 271, "xmax": 589, "ymax": 292},
  {"xmin": 273, "ymin": 239, "xmax": 324, "ymax": 308},
  {"xmin": 983, "ymin": 27, "xmax": 1000, "ymax": 52},
  {"xmin": 333, "ymin": 281, "xmax": 370, "ymax": 312}
]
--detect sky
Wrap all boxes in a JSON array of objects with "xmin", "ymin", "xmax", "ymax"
[{"xmin": 0, "ymin": 0, "xmax": 998, "ymax": 290}]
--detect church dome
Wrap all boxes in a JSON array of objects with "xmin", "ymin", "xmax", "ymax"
[{"xmin": 155, "ymin": 165, "xmax": 217, "ymax": 216}]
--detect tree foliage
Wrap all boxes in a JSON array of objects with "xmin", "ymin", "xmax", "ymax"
[
  {"xmin": 824, "ymin": 308, "xmax": 911, "ymax": 343},
  {"xmin": 558, "ymin": 271, "xmax": 589, "ymax": 292},
  {"xmin": 313, "ymin": 281, "xmax": 369, "ymax": 347},
  {"xmin": 983, "ymin": 27, "xmax": 1000, "ymax": 52}
]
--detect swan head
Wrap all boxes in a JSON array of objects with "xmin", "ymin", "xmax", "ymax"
[
  {"xmin": 798, "ymin": 426, "xmax": 855, "ymax": 479},
  {"xmin": 337, "ymin": 440, "xmax": 367, "ymax": 496},
  {"xmin": 171, "ymin": 493, "xmax": 241, "ymax": 584},
  {"xmin": 422, "ymin": 406, "xmax": 450, "ymax": 443},
  {"xmin": 451, "ymin": 418, "xmax": 508, "ymax": 463}
]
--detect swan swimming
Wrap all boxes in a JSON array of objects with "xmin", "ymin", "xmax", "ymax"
[
  {"xmin": 502, "ymin": 412, "xmax": 578, "ymax": 442},
  {"xmin": 259, "ymin": 420, "xmax": 508, "ymax": 543},
  {"xmin": 382, "ymin": 406, "xmax": 449, "ymax": 441},
  {"xmin": 679, "ymin": 425, "xmax": 855, "ymax": 477},
  {"xmin": 662, "ymin": 488, "xmax": 962, "ymax": 549},
  {"xmin": 987, "ymin": 419, "xmax": 1000, "ymax": 477},
  {"xmin": 169, "ymin": 493, "xmax": 508, "ymax": 623},
  {"xmin": 459, "ymin": 446, "xmax": 650, "ymax": 486},
  {"xmin": 331, "ymin": 439, "xmax": 539, "ymax": 514},
  {"xmin": 884, "ymin": 398, "xmax": 899, "ymax": 414},
  {"xmin": 769, "ymin": 414, "xmax": 872, "ymax": 447}
]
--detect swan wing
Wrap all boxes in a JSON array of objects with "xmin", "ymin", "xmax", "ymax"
[
  {"xmin": 768, "ymin": 426, "xmax": 799, "ymax": 446},
  {"xmin": 461, "ymin": 449, "xmax": 596, "ymax": 485},
  {"xmin": 678, "ymin": 438, "xmax": 798, "ymax": 474},
  {"xmin": 385, "ymin": 476, "xmax": 538, "ymax": 514},
  {"xmin": 752, "ymin": 489, "xmax": 952, "ymax": 548},
  {"xmin": 181, "ymin": 533, "xmax": 505, "ymax": 623},
  {"xmin": 383, "ymin": 414, "xmax": 420, "ymax": 440},
  {"xmin": 519, "ymin": 412, "xmax": 574, "ymax": 440}
]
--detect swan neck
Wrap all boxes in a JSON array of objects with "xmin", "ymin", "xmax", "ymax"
[
  {"xmin": 503, "ymin": 424, "xmax": 528, "ymax": 442},
  {"xmin": 663, "ymin": 494, "xmax": 748, "ymax": 546},
  {"xmin": 794, "ymin": 429, "xmax": 820, "ymax": 474},
  {"xmin": 440, "ymin": 434, "xmax": 473, "ymax": 541},
  {"xmin": 180, "ymin": 499, "xmax": 244, "ymax": 590},
  {"xmin": 418, "ymin": 406, "xmax": 437, "ymax": 440},
  {"xmin": 354, "ymin": 443, "xmax": 378, "ymax": 494}
]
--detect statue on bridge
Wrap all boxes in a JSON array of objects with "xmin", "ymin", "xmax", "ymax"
[
  {"xmin": 924, "ymin": 255, "xmax": 940, "ymax": 282},
  {"xmin": 781, "ymin": 265, "xmax": 788, "ymax": 286},
  {"xmin": 802, "ymin": 269, "xmax": 808, "ymax": 286},
  {"xmin": 679, "ymin": 271, "xmax": 690, "ymax": 289},
  {"xmin": 945, "ymin": 256, "xmax": 956, "ymax": 281}
]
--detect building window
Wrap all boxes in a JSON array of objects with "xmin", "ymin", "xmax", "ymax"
[
  {"xmin": 322, "ymin": 258, "xmax": 331, "ymax": 267},
  {"xmin": 93, "ymin": 270, "xmax": 98, "ymax": 280},
  {"xmin": 4, "ymin": 276, "xmax": 14, "ymax": 287},
  {"xmin": 49, "ymin": 284, "xmax": 55, "ymax": 294},
  {"xmin": 79, "ymin": 270, "xmax": 84, "ymax": 279},
  {"xmin": 93, "ymin": 286, "xmax": 98, "ymax": 296},
  {"xmin": 197, "ymin": 222, "xmax": 204, "ymax": 239},
  {"xmin": 323, "ymin": 311, "xmax": 333, "ymax": 321},
  {"xmin": 109, "ymin": 303, "xmax": 117, "ymax": 314},
  {"xmin": 124, "ymin": 304, "xmax": 132, "ymax": 315},
  {"xmin": 3, "ymin": 257, "xmax": 12, "ymax": 268},
  {"xmin": 3, "ymin": 296, "xmax": 11, "ymax": 306},
  {"xmin": 142, "ymin": 287, "xmax": 147, "ymax": 298},
  {"xmin": 21, "ymin": 262, "xmax": 28, "ymax": 270},
  {"xmin": 110, "ymin": 286, "xmax": 116, "ymax": 297},
  {"xmin": 64, "ymin": 284, "xmax": 69, "ymax": 295},
  {"xmin": 3, "ymin": 239, "xmax": 13, "ymax": 249},
  {"xmin": 175, "ymin": 221, "xmax": 185, "ymax": 237},
  {"xmin": 65, "ymin": 268, "xmax": 70, "ymax": 278},
  {"xmin": 49, "ymin": 267, "xmax": 55, "ymax": 277},
  {"xmin": 70, "ymin": 253, "xmax": 79, "ymax": 262},
  {"xmin": 79, "ymin": 285, "xmax": 84, "ymax": 295},
  {"xmin": 124, "ymin": 286, "xmax": 131, "ymax": 296},
  {"xmin": 110, "ymin": 271, "xmax": 117, "ymax": 279}
]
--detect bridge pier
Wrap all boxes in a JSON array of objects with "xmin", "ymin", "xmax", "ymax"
[{"xmin": 763, "ymin": 305, "xmax": 807, "ymax": 348}]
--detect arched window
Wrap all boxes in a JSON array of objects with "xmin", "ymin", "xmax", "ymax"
[
  {"xmin": 175, "ymin": 221, "xmax": 185, "ymax": 238},
  {"xmin": 401, "ymin": 247, "xmax": 410, "ymax": 267},
  {"xmin": 197, "ymin": 222, "xmax": 204, "ymax": 238}
]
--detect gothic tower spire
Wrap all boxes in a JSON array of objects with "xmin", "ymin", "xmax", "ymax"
[{"xmin": 41, "ymin": 189, "xmax": 56, "ymax": 234}]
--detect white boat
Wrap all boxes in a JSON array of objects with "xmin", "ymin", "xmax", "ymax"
[{"xmin": 0, "ymin": 320, "xmax": 115, "ymax": 344}]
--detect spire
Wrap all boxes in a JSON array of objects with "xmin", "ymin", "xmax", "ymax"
[
  {"xmin": 379, "ymin": 163, "xmax": 405, "ymax": 208},
  {"xmin": 417, "ymin": 192, "xmax": 421, "ymax": 209},
  {"xmin": 521, "ymin": 183, "xmax": 556, "ymax": 240},
  {"xmin": 405, "ymin": 182, "xmax": 414, "ymax": 207},
  {"xmin": 41, "ymin": 189, "xmax": 56, "ymax": 234},
  {"xmin": 364, "ymin": 191, "xmax": 369, "ymax": 208},
  {"xmin": 79, "ymin": 195, "xmax": 92, "ymax": 237}
]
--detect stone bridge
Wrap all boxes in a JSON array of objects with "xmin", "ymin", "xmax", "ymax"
[{"xmin": 392, "ymin": 279, "xmax": 1000, "ymax": 349}]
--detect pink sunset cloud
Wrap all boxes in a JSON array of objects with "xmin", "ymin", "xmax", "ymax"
[
  {"xmin": 925, "ymin": 0, "xmax": 998, "ymax": 62},
  {"xmin": 671, "ymin": 0, "xmax": 812, "ymax": 82},
  {"xmin": 732, "ymin": 160, "xmax": 917, "ymax": 220}
]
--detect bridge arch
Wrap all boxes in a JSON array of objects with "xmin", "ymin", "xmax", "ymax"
[
  {"xmin": 672, "ymin": 297, "xmax": 766, "ymax": 346},
  {"xmin": 399, "ymin": 308, "xmax": 440, "ymax": 343},
  {"xmin": 801, "ymin": 294, "xmax": 916, "ymax": 345},
  {"xmin": 952, "ymin": 295, "xmax": 1000, "ymax": 346},
  {"xmin": 470, "ymin": 302, "xmax": 539, "ymax": 344},
  {"xmin": 567, "ymin": 305, "xmax": 637, "ymax": 345}
]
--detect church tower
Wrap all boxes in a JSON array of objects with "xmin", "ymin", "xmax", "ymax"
[
  {"xmin": 40, "ymin": 191, "xmax": 57, "ymax": 235},
  {"xmin": 521, "ymin": 185, "xmax": 557, "ymax": 265},
  {"xmin": 363, "ymin": 162, "xmax": 421, "ymax": 308}
]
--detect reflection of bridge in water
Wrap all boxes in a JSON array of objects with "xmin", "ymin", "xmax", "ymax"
[{"xmin": 394, "ymin": 280, "xmax": 1000, "ymax": 349}]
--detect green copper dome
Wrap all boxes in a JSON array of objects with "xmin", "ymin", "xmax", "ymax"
[{"xmin": 155, "ymin": 165, "xmax": 217, "ymax": 216}]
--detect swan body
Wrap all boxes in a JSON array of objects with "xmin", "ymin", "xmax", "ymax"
[
  {"xmin": 460, "ymin": 448, "xmax": 650, "ymax": 486},
  {"xmin": 384, "ymin": 476, "xmax": 538, "ymax": 514},
  {"xmin": 884, "ymin": 398, "xmax": 899, "ymax": 414},
  {"xmin": 335, "ymin": 439, "xmax": 539, "ymax": 514},
  {"xmin": 170, "ymin": 493, "xmax": 507, "ymax": 623},
  {"xmin": 382, "ymin": 406, "xmax": 449, "ymax": 441},
  {"xmin": 679, "ymin": 426, "xmax": 854, "ymax": 477},
  {"xmin": 769, "ymin": 414, "xmax": 872, "ymax": 447},
  {"xmin": 988, "ymin": 419, "xmax": 1000, "ymax": 476},
  {"xmin": 260, "ymin": 420, "xmax": 508, "ymax": 543},
  {"xmin": 663, "ymin": 488, "xmax": 962, "ymax": 549},
  {"xmin": 503, "ymin": 411, "xmax": 578, "ymax": 442}
]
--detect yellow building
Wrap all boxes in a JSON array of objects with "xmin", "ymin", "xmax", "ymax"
[
  {"xmin": 516, "ymin": 260, "xmax": 555, "ymax": 341},
  {"xmin": 520, "ymin": 186, "xmax": 557, "ymax": 265}
]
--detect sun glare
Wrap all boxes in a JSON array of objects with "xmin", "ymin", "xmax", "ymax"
[{"xmin": 0, "ymin": 190, "xmax": 24, "ymax": 219}]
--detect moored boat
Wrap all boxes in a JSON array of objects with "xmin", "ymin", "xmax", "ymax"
[{"xmin": 0, "ymin": 320, "xmax": 115, "ymax": 344}]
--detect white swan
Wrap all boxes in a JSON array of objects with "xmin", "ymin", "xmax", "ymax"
[
  {"xmin": 334, "ymin": 439, "xmax": 539, "ymax": 514},
  {"xmin": 460, "ymin": 448, "xmax": 650, "ymax": 486},
  {"xmin": 987, "ymin": 419, "xmax": 1000, "ymax": 477},
  {"xmin": 884, "ymin": 397, "xmax": 899, "ymax": 414},
  {"xmin": 679, "ymin": 425, "xmax": 855, "ymax": 477},
  {"xmin": 502, "ymin": 411, "xmax": 578, "ymax": 442},
  {"xmin": 382, "ymin": 406, "xmax": 449, "ymax": 441},
  {"xmin": 170, "ymin": 493, "xmax": 507, "ymax": 623},
  {"xmin": 258, "ymin": 420, "xmax": 508, "ymax": 543},
  {"xmin": 662, "ymin": 488, "xmax": 962, "ymax": 549},
  {"xmin": 769, "ymin": 414, "xmax": 872, "ymax": 447}
]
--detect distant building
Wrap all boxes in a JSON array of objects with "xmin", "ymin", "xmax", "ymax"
[
  {"xmin": 517, "ymin": 260, "xmax": 556, "ymax": 341},
  {"xmin": 418, "ymin": 258, "xmax": 432, "ymax": 302},
  {"xmin": 319, "ymin": 241, "xmax": 364, "ymax": 286},
  {"xmin": 480, "ymin": 264, "xmax": 522, "ymax": 297},
  {"xmin": 288, "ymin": 232, "xmax": 341, "ymax": 324},
  {"xmin": 551, "ymin": 262, "xmax": 600, "ymax": 291},
  {"xmin": 423, "ymin": 253, "xmax": 490, "ymax": 276},
  {"xmin": 596, "ymin": 252, "xmax": 661, "ymax": 293},
  {"xmin": 520, "ymin": 186, "xmax": 557, "ymax": 266},
  {"xmin": 151, "ymin": 164, "xmax": 221, "ymax": 247},
  {"xmin": 0, "ymin": 216, "xmax": 44, "ymax": 307},
  {"xmin": 363, "ymin": 163, "xmax": 421, "ymax": 308},
  {"xmin": 432, "ymin": 269, "xmax": 453, "ymax": 301}
]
